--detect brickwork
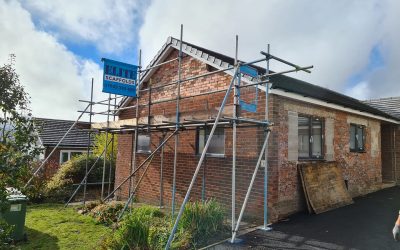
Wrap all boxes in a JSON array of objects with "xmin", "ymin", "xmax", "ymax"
[
  {"xmin": 273, "ymin": 96, "xmax": 383, "ymax": 218},
  {"xmin": 115, "ymin": 47, "xmax": 386, "ymax": 223}
]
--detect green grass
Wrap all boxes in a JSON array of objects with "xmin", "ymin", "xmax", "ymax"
[{"xmin": 17, "ymin": 203, "xmax": 111, "ymax": 250}]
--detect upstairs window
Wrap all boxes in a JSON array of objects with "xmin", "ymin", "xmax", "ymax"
[
  {"xmin": 298, "ymin": 116, "xmax": 324, "ymax": 159},
  {"xmin": 137, "ymin": 134, "xmax": 151, "ymax": 153},
  {"xmin": 197, "ymin": 127, "xmax": 225, "ymax": 156},
  {"xmin": 350, "ymin": 124, "xmax": 365, "ymax": 152}
]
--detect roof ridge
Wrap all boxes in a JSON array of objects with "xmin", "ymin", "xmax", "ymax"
[{"xmin": 33, "ymin": 117, "xmax": 90, "ymax": 124}]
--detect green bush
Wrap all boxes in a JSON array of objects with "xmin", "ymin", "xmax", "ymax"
[
  {"xmin": 0, "ymin": 218, "xmax": 14, "ymax": 247},
  {"xmin": 100, "ymin": 200, "xmax": 226, "ymax": 249},
  {"xmin": 22, "ymin": 161, "xmax": 47, "ymax": 203},
  {"xmin": 88, "ymin": 201, "xmax": 124, "ymax": 225},
  {"xmin": 100, "ymin": 205, "xmax": 164, "ymax": 250},
  {"xmin": 46, "ymin": 154, "xmax": 114, "ymax": 201}
]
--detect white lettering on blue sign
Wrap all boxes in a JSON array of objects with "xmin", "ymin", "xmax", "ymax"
[
  {"xmin": 102, "ymin": 58, "xmax": 138, "ymax": 97},
  {"xmin": 104, "ymin": 75, "xmax": 136, "ymax": 85}
]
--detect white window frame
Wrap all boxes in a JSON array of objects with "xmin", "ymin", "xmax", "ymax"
[{"xmin": 59, "ymin": 150, "xmax": 86, "ymax": 165}]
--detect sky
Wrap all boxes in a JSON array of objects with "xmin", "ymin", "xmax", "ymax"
[{"xmin": 0, "ymin": 0, "xmax": 399, "ymax": 121}]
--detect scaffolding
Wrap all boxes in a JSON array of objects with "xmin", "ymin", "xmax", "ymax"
[{"xmin": 24, "ymin": 25, "xmax": 313, "ymax": 249}]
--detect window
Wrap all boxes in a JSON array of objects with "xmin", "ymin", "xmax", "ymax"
[
  {"xmin": 59, "ymin": 150, "xmax": 85, "ymax": 165},
  {"xmin": 137, "ymin": 134, "xmax": 151, "ymax": 153},
  {"xmin": 350, "ymin": 124, "xmax": 365, "ymax": 152},
  {"xmin": 197, "ymin": 127, "xmax": 225, "ymax": 156},
  {"xmin": 298, "ymin": 116, "xmax": 323, "ymax": 159}
]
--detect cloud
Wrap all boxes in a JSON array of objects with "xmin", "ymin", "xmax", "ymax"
[
  {"xmin": 0, "ymin": 1, "xmax": 105, "ymax": 121},
  {"xmin": 345, "ymin": 81, "xmax": 370, "ymax": 100},
  {"xmin": 139, "ymin": 0, "xmax": 399, "ymax": 99},
  {"xmin": 20, "ymin": 0, "xmax": 149, "ymax": 55}
]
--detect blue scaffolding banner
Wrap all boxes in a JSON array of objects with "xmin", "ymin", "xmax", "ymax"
[
  {"xmin": 102, "ymin": 58, "xmax": 138, "ymax": 97},
  {"xmin": 240, "ymin": 65, "xmax": 258, "ymax": 78}
]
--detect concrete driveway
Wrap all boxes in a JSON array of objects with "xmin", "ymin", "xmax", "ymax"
[{"xmin": 212, "ymin": 186, "xmax": 400, "ymax": 250}]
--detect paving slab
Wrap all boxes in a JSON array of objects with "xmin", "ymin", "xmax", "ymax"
[{"xmin": 211, "ymin": 186, "xmax": 400, "ymax": 250}]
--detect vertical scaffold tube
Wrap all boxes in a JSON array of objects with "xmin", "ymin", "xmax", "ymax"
[
  {"xmin": 171, "ymin": 24, "xmax": 183, "ymax": 216},
  {"xmin": 101, "ymin": 93, "xmax": 111, "ymax": 200},
  {"xmin": 263, "ymin": 44, "xmax": 272, "ymax": 231},
  {"xmin": 83, "ymin": 78, "xmax": 94, "ymax": 205},
  {"xmin": 231, "ymin": 35, "xmax": 239, "ymax": 241}
]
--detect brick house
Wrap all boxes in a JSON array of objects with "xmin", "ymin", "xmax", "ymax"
[
  {"xmin": 114, "ymin": 37, "xmax": 399, "ymax": 222},
  {"xmin": 34, "ymin": 118, "xmax": 91, "ymax": 178},
  {"xmin": 365, "ymin": 97, "xmax": 400, "ymax": 184}
]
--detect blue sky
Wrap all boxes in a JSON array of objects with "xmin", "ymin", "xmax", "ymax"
[
  {"xmin": 347, "ymin": 45, "xmax": 385, "ymax": 88},
  {"xmin": 0, "ymin": 0, "xmax": 399, "ymax": 120}
]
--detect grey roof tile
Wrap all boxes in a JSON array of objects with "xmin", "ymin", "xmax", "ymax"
[
  {"xmin": 364, "ymin": 97, "xmax": 400, "ymax": 120},
  {"xmin": 34, "ymin": 118, "xmax": 93, "ymax": 147}
]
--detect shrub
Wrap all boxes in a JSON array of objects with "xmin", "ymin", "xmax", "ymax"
[
  {"xmin": 46, "ymin": 154, "xmax": 114, "ymax": 201},
  {"xmin": 88, "ymin": 201, "xmax": 124, "ymax": 225},
  {"xmin": 0, "ymin": 218, "xmax": 14, "ymax": 247},
  {"xmin": 178, "ymin": 199, "xmax": 225, "ymax": 248},
  {"xmin": 100, "ymin": 200, "xmax": 226, "ymax": 249},
  {"xmin": 22, "ymin": 161, "xmax": 47, "ymax": 203},
  {"xmin": 100, "ymin": 205, "xmax": 164, "ymax": 250}
]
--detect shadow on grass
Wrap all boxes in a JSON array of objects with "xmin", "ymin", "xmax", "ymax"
[{"xmin": 17, "ymin": 227, "xmax": 59, "ymax": 250}]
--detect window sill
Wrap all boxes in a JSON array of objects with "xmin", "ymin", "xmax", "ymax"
[
  {"xmin": 350, "ymin": 150, "xmax": 366, "ymax": 153},
  {"xmin": 196, "ymin": 153, "xmax": 226, "ymax": 158},
  {"xmin": 298, "ymin": 158, "xmax": 325, "ymax": 162},
  {"xmin": 137, "ymin": 150, "xmax": 151, "ymax": 154}
]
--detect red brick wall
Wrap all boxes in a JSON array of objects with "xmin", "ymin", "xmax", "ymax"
[
  {"xmin": 115, "ymin": 49, "xmax": 276, "ymax": 221},
  {"xmin": 272, "ymin": 96, "xmax": 382, "ymax": 217},
  {"xmin": 115, "ymin": 48, "xmax": 384, "ymax": 222},
  {"xmin": 44, "ymin": 147, "xmax": 62, "ymax": 178}
]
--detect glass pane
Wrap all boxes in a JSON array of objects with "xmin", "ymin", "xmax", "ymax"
[
  {"xmin": 357, "ymin": 127, "xmax": 364, "ymax": 150},
  {"xmin": 350, "ymin": 125, "xmax": 356, "ymax": 150},
  {"xmin": 206, "ymin": 128, "xmax": 225, "ymax": 155},
  {"xmin": 137, "ymin": 134, "xmax": 151, "ymax": 152},
  {"xmin": 61, "ymin": 152, "xmax": 69, "ymax": 164},
  {"xmin": 198, "ymin": 129, "xmax": 205, "ymax": 153},
  {"xmin": 311, "ymin": 118, "xmax": 322, "ymax": 158},
  {"xmin": 71, "ymin": 152, "xmax": 83, "ymax": 158},
  {"xmin": 298, "ymin": 116, "xmax": 310, "ymax": 158}
]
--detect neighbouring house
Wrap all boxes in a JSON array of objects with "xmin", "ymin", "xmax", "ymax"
[
  {"xmin": 365, "ymin": 97, "xmax": 400, "ymax": 184},
  {"xmin": 34, "ymin": 118, "xmax": 91, "ymax": 178},
  {"xmin": 113, "ymin": 37, "xmax": 400, "ymax": 222}
]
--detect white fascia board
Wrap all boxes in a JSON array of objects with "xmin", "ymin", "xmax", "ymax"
[{"xmin": 270, "ymin": 88, "xmax": 399, "ymax": 124}]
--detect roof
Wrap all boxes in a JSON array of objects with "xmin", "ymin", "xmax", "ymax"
[
  {"xmin": 119, "ymin": 37, "xmax": 399, "ymax": 122},
  {"xmin": 364, "ymin": 97, "xmax": 400, "ymax": 120},
  {"xmin": 34, "ymin": 118, "xmax": 92, "ymax": 147}
]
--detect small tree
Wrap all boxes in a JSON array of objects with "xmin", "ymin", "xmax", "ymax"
[
  {"xmin": 92, "ymin": 133, "xmax": 118, "ymax": 160},
  {"xmin": 0, "ymin": 63, "xmax": 41, "ymax": 206}
]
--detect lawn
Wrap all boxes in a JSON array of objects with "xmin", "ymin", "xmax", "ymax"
[{"xmin": 17, "ymin": 203, "xmax": 111, "ymax": 250}]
